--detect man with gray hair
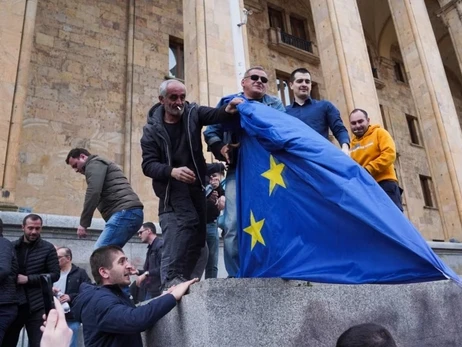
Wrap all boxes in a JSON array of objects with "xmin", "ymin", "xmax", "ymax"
[
  {"xmin": 204, "ymin": 66, "xmax": 285, "ymax": 277},
  {"xmin": 140, "ymin": 79, "xmax": 243, "ymax": 289}
]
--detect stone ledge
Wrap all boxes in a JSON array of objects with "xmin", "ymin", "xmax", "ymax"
[
  {"xmin": 144, "ymin": 279, "xmax": 462, "ymax": 347},
  {"xmin": 0, "ymin": 211, "xmax": 160, "ymax": 232}
]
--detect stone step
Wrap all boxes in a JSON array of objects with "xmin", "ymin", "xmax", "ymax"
[{"xmin": 143, "ymin": 278, "xmax": 462, "ymax": 347}]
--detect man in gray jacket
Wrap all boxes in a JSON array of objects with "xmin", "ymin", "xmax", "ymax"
[{"xmin": 66, "ymin": 148, "xmax": 144, "ymax": 249}]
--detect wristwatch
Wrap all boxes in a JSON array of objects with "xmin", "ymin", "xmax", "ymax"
[{"xmin": 144, "ymin": 271, "xmax": 149, "ymax": 277}]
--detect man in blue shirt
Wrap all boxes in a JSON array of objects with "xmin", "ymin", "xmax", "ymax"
[
  {"xmin": 204, "ymin": 66, "xmax": 285, "ymax": 277},
  {"xmin": 286, "ymin": 68, "xmax": 350, "ymax": 155}
]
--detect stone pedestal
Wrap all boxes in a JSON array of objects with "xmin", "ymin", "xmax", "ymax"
[
  {"xmin": 388, "ymin": 0, "xmax": 462, "ymax": 239},
  {"xmin": 310, "ymin": 0, "xmax": 382, "ymax": 125},
  {"xmin": 144, "ymin": 279, "xmax": 462, "ymax": 347}
]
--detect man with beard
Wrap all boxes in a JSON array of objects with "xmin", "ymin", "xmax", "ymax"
[
  {"xmin": 3, "ymin": 214, "xmax": 60, "ymax": 347},
  {"xmin": 66, "ymin": 148, "xmax": 144, "ymax": 249},
  {"xmin": 141, "ymin": 79, "xmax": 243, "ymax": 289},
  {"xmin": 204, "ymin": 66, "xmax": 285, "ymax": 277},
  {"xmin": 349, "ymin": 108, "xmax": 403, "ymax": 211}
]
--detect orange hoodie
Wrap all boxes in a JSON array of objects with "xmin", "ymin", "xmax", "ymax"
[{"xmin": 350, "ymin": 124, "xmax": 398, "ymax": 183}]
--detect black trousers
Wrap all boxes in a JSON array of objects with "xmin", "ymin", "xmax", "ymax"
[
  {"xmin": 0, "ymin": 304, "xmax": 18, "ymax": 345},
  {"xmin": 160, "ymin": 183, "xmax": 207, "ymax": 282},
  {"xmin": 378, "ymin": 180, "xmax": 404, "ymax": 212},
  {"xmin": 2, "ymin": 304, "xmax": 44, "ymax": 347}
]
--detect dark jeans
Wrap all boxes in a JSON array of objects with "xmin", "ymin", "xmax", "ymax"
[
  {"xmin": 159, "ymin": 184, "xmax": 206, "ymax": 282},
  {"xmin": 3, "ymin": 304, "xmax": 44, "ymax": 347},
  {"xmin": 0, "ymin": 304, "xmax": 18, "ymax": 345},
  {"xmin": 378, "ymin": 180, "xmax": 403, "ymax": 212}
]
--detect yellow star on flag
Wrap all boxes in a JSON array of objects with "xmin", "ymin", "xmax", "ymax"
[
  {"xmin": 261, "ymin": 155, "xmax": 286, "ymax": 195},
  {"xmin": 243, "ymin": 210, "xmax": 266, "ymax": 250}
]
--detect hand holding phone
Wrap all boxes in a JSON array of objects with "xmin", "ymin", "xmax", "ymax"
[
  {"xmin": 40, "ymin": 274, "xmax": 55, "ymax": 315},
  {"xmin": 40, "ymin": 297, "xmax": 73, "ymax": 347}
]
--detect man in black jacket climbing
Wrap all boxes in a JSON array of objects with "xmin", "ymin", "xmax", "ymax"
[{"xmin": 140, "ymin": 79, "xmax": 242, "ymax": 290}]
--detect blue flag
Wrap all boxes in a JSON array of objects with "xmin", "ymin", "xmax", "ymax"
[{"xmin": 235, "ymin": 101, "xmax": 461, "ymax": 285}]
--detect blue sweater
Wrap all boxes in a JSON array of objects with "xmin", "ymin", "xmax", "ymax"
[
  {"xmin": 73, "ymin": 283, "xmax": 177, "ymax": 347},
  {"xmin": 285, "ymin": 98, "xmax": 350, "ymax": 146}
]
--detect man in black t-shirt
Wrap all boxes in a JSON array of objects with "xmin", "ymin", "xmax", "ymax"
[{"xmin": 140, "ymin": 79, "xmax": 242, "ymax": 289}]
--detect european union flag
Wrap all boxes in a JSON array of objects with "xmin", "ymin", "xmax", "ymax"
[{"xmin": 236, "ymin": 101, "xmax": 461, "ymax": 285}]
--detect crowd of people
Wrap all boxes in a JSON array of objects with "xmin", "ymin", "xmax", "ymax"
[{"xmin": 0, "ymin": 65, "xmax": 404, "ymax": 346}]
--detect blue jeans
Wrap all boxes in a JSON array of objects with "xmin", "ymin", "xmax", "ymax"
[
  {"xmin": 205, "ymin": 222, "xmax": 219, "ymax": 278},
  {"xmin": 67, "ymin": 321, "xmax": 80, "ymax": 347},
  {"xmin": 223, "ymin": 170, "xmax": 239, "ymax": 277},
  {"xmin": 94, "ymin": 208, "xmax": 144, "ymax": 249}
]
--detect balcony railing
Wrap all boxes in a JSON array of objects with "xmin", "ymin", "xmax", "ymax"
[
  {"xmin": 267, "ymin": 27, "xmax": 320, "ymax": 64},
  {"xmin": 280, "ymin": 31, "xmax": 312, "ymax": 53}
]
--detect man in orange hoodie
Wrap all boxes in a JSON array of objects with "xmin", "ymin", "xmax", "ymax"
[{"xmin": 349, "ymin": 108, "xmax": 403, "ymax": 211}]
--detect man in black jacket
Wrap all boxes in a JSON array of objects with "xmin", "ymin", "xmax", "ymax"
[
  {"xmin": 0, "ymin": 218, "xmax": 18, "ymax": 345},
  {"xmin": 135, "ymin": 222, "xmax": 163, "ymax": 300},
  {"xmin": 140, "ymin": 79, "xmax": 242, "ymax": 289},
  {"xmin": 4, "ymin": 214, "xmax": 60, "ymax": 347},
  {"xmin": 53, "ymin": 247, "xmax": 92, "ymax": 347},
  {"xmin": 66, "ymin": 148, "xmax": 144, "ymax": 249}
]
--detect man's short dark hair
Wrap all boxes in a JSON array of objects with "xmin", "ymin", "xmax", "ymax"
[
  {"xmin": 22, "ymin": 214, "xmax": 43, "ymax": 227},
  {"xmin": 244, "ymin": 66, "xmax": 266, "ymax": 77},
  {"xmin": 57, "ymin": 247, "xmax": 73, "ymax": 261},
  {"xmin": 350, "ymin": 108, "xmax": 369, "ymax": 119},
  {"xmin": 336, "ymin": 323, "xmax": 397, "ymax": 347},
  {"xmin": 142, "ymin": 222, "xmax": 156, "ymax": 234},
  {"xmin": 0, "ymin": 217, "xmax": 3, "ymax": 236},
  {"xmin": 90, "ymin": 245, "xmax": 123, "ymax": 285},
  {"xmin": 65, "ymin": 148, "xmax": 91, "ymax": 164},
  {"xmin": 290, "ymin": 68, "xmax": 311, "ymax": 82}
]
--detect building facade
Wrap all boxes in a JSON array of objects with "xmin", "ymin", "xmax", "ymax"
[{"xmin": 1, "ymin": 0, "xmax": 462, "ymax": 242}]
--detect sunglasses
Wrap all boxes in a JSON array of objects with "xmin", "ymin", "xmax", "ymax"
[
  {"xmin": 137, "ymin": 229, "xmax": 148, "ymax": 235},
  {"xmin": 245, "ymin": 75, "xmax": 268, "ymax": 84}
]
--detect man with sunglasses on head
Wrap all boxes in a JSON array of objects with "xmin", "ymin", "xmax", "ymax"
[
  {"xmin": 204, "ymin": 66, "xmax": 285, "ymax": 278},
  {"xmin": 286, "ymin": 68, "xmax": 350, "ymax": 156},
  {"xmin": 141, "ymin": 79, "xmax": 243, "ymax": 290}
]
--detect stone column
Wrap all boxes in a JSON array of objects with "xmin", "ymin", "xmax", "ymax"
[
  {"xmin": 183, "ymin": 0, "xmax": 249, "ymax": 106},
  {"xmin": 183, "ymin": 0, "xmax": 249, "ymax": 161},
  {"xmin": 437, "ymin": 0, "xmax": 462, "ymax": 76},
  {"xmin": 310, "ymin": 0, "xmax": 382, "ymax": 125},
  {"xmin": 123, "ymin": 0, "xmax": 135, "ymax": 181},
  {"xmin": 0, "ymin": 0, "xmax": 37, "ymax": 207},
  {"xmin": 388, "ymin": 0, "xmax": 462, "ymax": 239}
]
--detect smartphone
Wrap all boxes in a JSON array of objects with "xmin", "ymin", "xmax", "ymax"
[{"xmin": 40, "ymin": 274, "xmax": 55, "ymax": 315}]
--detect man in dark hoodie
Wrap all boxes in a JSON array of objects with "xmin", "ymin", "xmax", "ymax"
[
  {"xmin": 0, "ymin": 217, "xmax": 19, "ymax": 345},
  {"xmin": 140, "ymin": 79, "xmax": 242, "ymax": 289},
  {"xmin": 4, "ymin": 214, "xmax": 60, "ymax": 347},
  {"xmin": 66, "ymin": 148, "xmax": 144, "ymax": 249},
  {"xmin": 73, "ymin": 245, "xmax": 197, "ymax": 347}
]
